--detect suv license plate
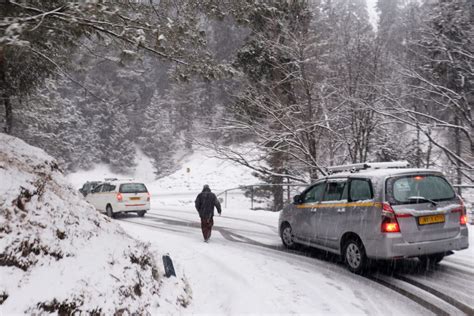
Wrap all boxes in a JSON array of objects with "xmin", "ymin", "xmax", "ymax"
[
  {"xmin": 130, "ymin": 197, "xmax": 140, "ymax": 201},
  {"xmin": 418, "ymin": 214, "xmax": 445, "ymax": 225}
]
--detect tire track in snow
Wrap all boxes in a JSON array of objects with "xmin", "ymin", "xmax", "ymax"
[
  {"xmin": 120, "ymin": 214, "xmax": 280, "ymax": 250},
  {"xmin": 366, "ymin": 275, "xmax": 452, "ymax": 316},
  {"xmin": 393, "ymin": 274, "xmax": 474, "ymax": 315},
  {"xmin": 444, "ymin": 257, "xmax": 474, "ymax": 271},
  {"xmin": 149, "ymin": 208, "xmax": 279, "ymax": 232},
  {"xmin": 146, "ymin": 212, "xmax": 278, "ymax": 240}
]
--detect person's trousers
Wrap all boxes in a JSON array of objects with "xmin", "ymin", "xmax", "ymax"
[{"xmin": 200, "ymin": 217, "xmax": 214, "ymax": 240}]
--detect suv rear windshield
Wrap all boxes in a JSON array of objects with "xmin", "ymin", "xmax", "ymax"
[
  {"xmin": 387, "ymin": 175, "xmax": 455, "ymax": 204},
  {"xmin": 119, "ymin": 183, "xmax": 148, "ymax": 193}
]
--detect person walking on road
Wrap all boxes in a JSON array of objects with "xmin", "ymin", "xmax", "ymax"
[{"xmin": 195, "ymin": 184, "xmax": 222, "ymax": 242}]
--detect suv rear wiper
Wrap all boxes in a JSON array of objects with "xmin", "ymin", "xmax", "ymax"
[{"xmin": 408, "ymin": 196, "xmax": 438, "ymax": 206}]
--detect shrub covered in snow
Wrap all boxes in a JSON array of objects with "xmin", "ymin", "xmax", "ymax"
[{"xmin": 0, "ymin": 134, "xmax": 191, "ymax": 314}]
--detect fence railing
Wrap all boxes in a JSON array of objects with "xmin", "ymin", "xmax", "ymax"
[{"xmin": 217, "ymin": 183, "xmax": 309, "ymax": 209}]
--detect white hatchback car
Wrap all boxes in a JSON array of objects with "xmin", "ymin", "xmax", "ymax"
[{"xmin": 86, "ymin": 180, "xmax": 150, "ymax": 218}]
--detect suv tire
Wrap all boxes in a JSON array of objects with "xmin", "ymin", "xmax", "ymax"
[
  {"xmin": 343, "ymin": 238, "xmax": 367, "ymax": 274},
  {"xmin": 106, "ymin": 205, "xmax": 115, "ymax": 219},
  {"xmin": 418, "ymin": 253, "xmax": 444, "ymax": 268},
  {"xmin": 281, "ymin": 223, "xmax": 296, "ymax": 249},
  {"xmin": 137, "ymin": 211, "xmax": 146, "ymax": 217}
]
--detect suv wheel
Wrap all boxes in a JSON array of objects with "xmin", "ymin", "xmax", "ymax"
[
  {"xmin": 281, "ymin": 223, "xmax": 296, "ymax": 249},
  {"xmin": 137, "ymin": 211, "xmax": 146, "ymax": 217},
  {"xmin": 418, "ymin": 253, "xmax": 444, "ymax": 268},
  {"xmin": 343, "ymin": 238, "xmax": 367, "ymax": 274},
  {"xmin": 106, "ymin": 205, "xmax": 115, "ymax": 219}
]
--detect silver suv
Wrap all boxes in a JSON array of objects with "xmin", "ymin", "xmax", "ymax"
[{"xmin": 279, "ymin": 162, "xmax": 469, "ymax": 273}]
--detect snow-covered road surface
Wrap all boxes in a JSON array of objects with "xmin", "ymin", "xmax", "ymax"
[
  {"xmin": 117, "ymin": 203, "xmax": 473, "ymax": 315},
  {"xmin": 68, "ymin": 150, "xmax": 473, "ymax": 314}
]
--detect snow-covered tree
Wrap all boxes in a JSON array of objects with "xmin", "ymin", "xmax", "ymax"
[
  {"xmin": 374, "ymin": 0, "xmax": 473, "ymax": 183},
  {"xmin": 138, "ymin": 91, "xmax": 175, "ymax": 177}
]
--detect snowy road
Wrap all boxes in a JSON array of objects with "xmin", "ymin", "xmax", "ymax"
[
  {"xmin": 117, "ymin": 204, "xmax": 474, "ymax": 315},
  {"xmin": 68, "ymin": 149, "xmax": 474, "ymax": 314}
]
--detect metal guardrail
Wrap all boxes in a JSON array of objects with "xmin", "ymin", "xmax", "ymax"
[
  {"xmin": 217, "ymin": 183, "xmax": 309, "ymax": 209},
  {"xmin": 453, "ymin": 184, "xmax": 474, "ymax": 188}
]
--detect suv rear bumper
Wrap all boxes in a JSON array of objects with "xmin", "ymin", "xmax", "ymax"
[
  {"xmin": 366, "ymin": 227, "xmax": 469, "ymax": 259},
  {"xmin": 115, "ymin": 202, "xmax": 150, "ymax": 212}
]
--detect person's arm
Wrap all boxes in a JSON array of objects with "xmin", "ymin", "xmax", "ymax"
[
  {"xmin": 195, "ymin": 194, "xmax": 201, "ymax": 212},
  {"xmin": 214, "ymin": 194, "xmax": 222, "ymax": 215}
]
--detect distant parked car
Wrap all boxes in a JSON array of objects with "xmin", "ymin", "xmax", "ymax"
[
  {"xmin": 86, "ymin": 179, "xmax": 150, "ymax": 218},
  {"xmin": 79, "ymin": 181, "xmax": 102, "ymax": 197},
  {"xmin": 279, "ymin": 161, "xmax": 469, "ymax": 274}
]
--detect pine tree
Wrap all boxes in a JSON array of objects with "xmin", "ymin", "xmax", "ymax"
[
  {"xmin": 138, "ymin": 91, "xmax": 175, "ymax": 177},
  {"xmin": 101, "ymin": 105, "xmax": 136, "ymax": 174}
]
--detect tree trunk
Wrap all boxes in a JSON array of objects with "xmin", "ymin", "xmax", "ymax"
[
  {"xmin": 425, "ymin": 130, "xmax": 432, "ymax": 169},
  {"xmin": 454, "ymin": 115, "xmax": 462, "ymax": 194},
  {"xmin": 269, "ymin": 151, "xmax": 284, "ymax": 212},
  {"xmin": 0, "ymin": 46, "xmax": 12, "ymax": 134},
  {"xmin": 416, "ymin": 125, "xmax": 421, "ymax": 168},
  {"xmin": 3, "ymin": 94, "xmax": 12, "ymax": 134},
  {"xmin": 415, "ymin": 104, "xmax": 421, "ymax": 168}
]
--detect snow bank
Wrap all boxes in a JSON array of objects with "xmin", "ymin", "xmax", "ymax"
[
  {"xmin": 0, "ymin": 134, "xmax": 190, "ymax": 314},
  {"xmin": 148, "ymin": 149, "xmax": 259, "ymax": 194}
]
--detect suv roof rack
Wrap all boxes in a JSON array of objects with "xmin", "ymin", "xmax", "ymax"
[
  {"xmin": 326, "ymin": 161, "xmax": 409, "ymax": 174},
  {"xmin": 104, "ymin": 178, "xmax": 135, "ymax": 182}
]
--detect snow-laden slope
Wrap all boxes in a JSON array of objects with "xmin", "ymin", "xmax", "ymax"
[
  {"xmin": 147, "ymin": 150, "xmax": 259, "ymax": 194},
  {"xmin": 0, "ymin": 134, "xmax": 190, "ymax": 314}
]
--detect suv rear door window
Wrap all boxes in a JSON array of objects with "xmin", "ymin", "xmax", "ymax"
[
  {"xmin": 350, "ymin": 179, "xmax": 373, "ymax": 201},
  {"xmin": 102, "ymin": 184, "xmax": 116, "ymax": 192},
  {"xmin": 323, "ymin": 180, "xmax": 347, "ymax": 201},
  {"xmin": 119, "ymin": 183, "xmax": 148, "ymax": 193},
  {"xmin": 389, "ymin": 175, "xmax": 455, "ymax": 204}
]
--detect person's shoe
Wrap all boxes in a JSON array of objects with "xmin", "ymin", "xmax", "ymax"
[{"xmin": 204, "ymin": 238, "xmax": 209, "ymax": 243}]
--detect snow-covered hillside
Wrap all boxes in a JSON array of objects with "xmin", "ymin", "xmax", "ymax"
[{"xmin": 0, "ymin": 134, "xmax": 190, "ymax": 314}]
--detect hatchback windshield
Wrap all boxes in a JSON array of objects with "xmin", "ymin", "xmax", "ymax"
[
  {"xmin": 388, "ymin": 175, "xmax": 455, "ymax": 204},
  {"xmin": 119, "ymin": 183, "xmax": 148, "ymax": 193}
]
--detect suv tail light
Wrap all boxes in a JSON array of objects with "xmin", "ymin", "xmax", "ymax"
[
  {"xmin": 116, "ymin": 193, "xmax": 123, "ymax": 202},
  {"xmin": 381, "ymin": 202, "xmax": 400, "ymax": 233},
  {"xmin": 455, "ymin": 196, "xmax": 467, "ymax": 226},
  {"xmin": 147, "ymin": 192, "xmax": 150, "ymax": 202}
]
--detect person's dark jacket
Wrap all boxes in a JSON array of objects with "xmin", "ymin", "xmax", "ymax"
[{"xmin": 195, "ymin": 187, "xmax": 221, "ymax": 219}]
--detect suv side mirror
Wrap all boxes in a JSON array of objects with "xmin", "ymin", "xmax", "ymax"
[{"xmin": 293, "ymin": 195, "xmax": 303, "ymax": 204}]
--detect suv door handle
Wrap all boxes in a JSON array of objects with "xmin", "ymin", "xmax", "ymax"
[{"xmin": 337, "ymin": 209, "xmax": 346, "ymax": 213}]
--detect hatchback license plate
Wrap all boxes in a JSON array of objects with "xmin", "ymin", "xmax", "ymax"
[
  {"xmin": 418, "ymin": 214, "xmax": 445, "ymax": 225},
  {"xmin": 130, "ymin": 197, "xmax": 140, "ymax": 201}
]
